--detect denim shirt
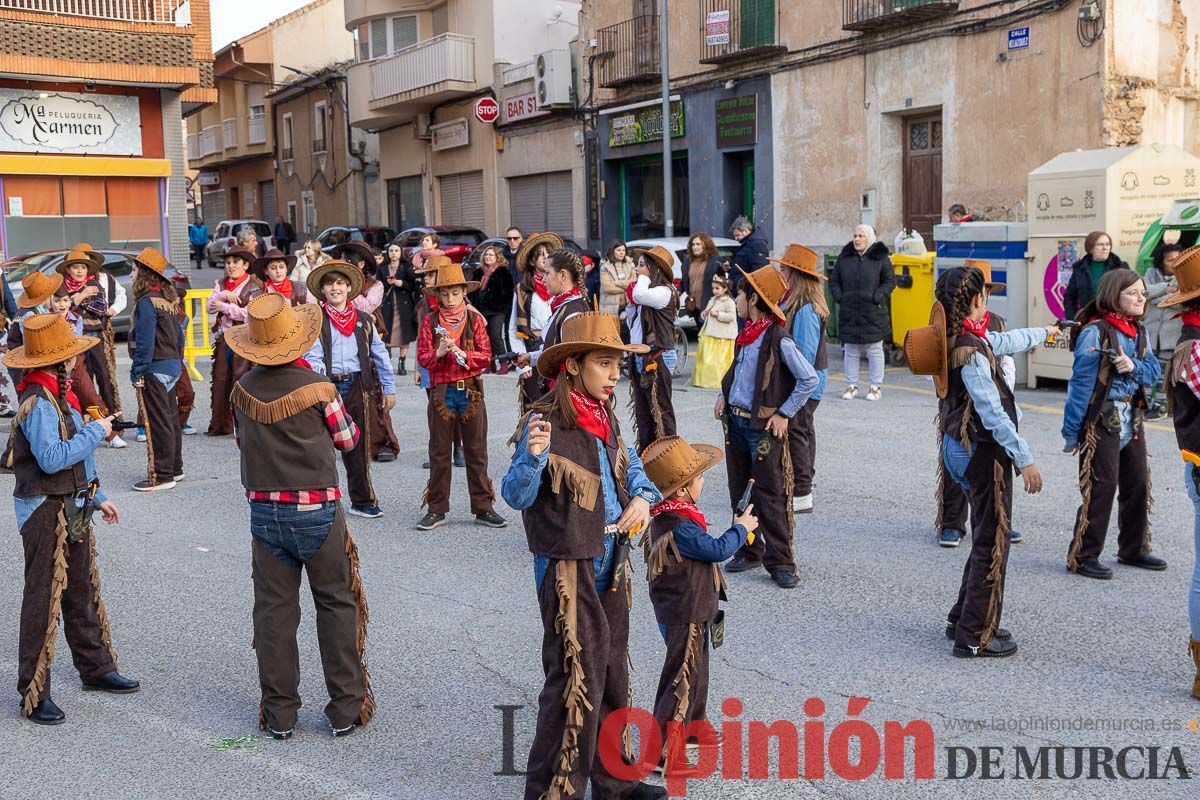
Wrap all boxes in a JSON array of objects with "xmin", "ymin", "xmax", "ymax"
[
  {"xmin": 673, "ymin": 519, "xmax": 748, "ymax": 563},
  {"xmin": 1062, "ymin": 323, "xmax": 1162, "ymax": 446},
  {"xmin": 13, "ymin": 396, "xmax": 108, "ymax": 529},
  {"xmin": 304, "ymin": 320, "xmax": 396, "ymax": 394},
  {"xmin": 790, "ymin": 305, "xmax": 827, "ymax": 402},
  {"xmin": 956, "ymin": 327, "xmax": 1047, "ymax": 470},
  {"xmin": 728, "ymin": 327, "xmax": 818, "ymax": 418}
]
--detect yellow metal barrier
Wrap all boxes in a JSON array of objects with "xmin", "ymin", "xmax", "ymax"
[{"xmin": 182, "ymin": 288, "xmax": 213, "ymax": 382}]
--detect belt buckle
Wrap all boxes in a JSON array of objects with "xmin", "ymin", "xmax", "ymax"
[{"xmin": 456, "ymin": 379, "xmax": 466, "ymax": 391}]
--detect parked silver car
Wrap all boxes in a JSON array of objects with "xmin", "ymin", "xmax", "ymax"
[{"xmin": 204, "ymin": 220, "xmax": 274, "ymax": 269}]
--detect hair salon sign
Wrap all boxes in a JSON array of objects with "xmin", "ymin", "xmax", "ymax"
[{"xmin": 0, "ymin": 90, "xmax": 142, "ymax": 155}]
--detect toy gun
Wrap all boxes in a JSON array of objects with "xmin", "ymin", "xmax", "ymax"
[
  {"xmin": 1045, "ymin": 319, "xmax": 1080, "ymax": 345},
  {"xmin": 1091, "ymin": 347, "xmax": 1122, "ymax": 363},
  {"xmin": 434, "ymin": 325, "xmax": 468, "ymax": 367},
  {"xmin": 66, "ymin": 477, "xmax": 100, "ymax": 544},
  {"xmin": 492, "ymin": 351, "xmax": 524, "ymax": 373},
  {"xmin": 1184, "ymin": 450, "xmax": 1200, "ymax": 468},
  {"xmin": 610, "ymin": 523, "xmax": 643, "ymax": 593},
  {"xmin": 735, "ymin": 478, "xmax": 757, "ymax": 546},
  {"xmin": 87, "ymin": 406, "xmax": 138, "ymax": 432}
]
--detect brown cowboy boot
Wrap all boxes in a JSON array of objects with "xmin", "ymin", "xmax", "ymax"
[{"xmin": 1191, "ymin": 639, "xmax": 1200, "ymax": 699}]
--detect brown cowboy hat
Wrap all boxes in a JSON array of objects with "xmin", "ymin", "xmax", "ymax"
[
  {"xmin": 132, "ymin": 247, "xmax": 172, "ymax": 281},
  {"xmin": 56, "ymin": 249, "xmax": 100, "ymax": 278},
  {"xmin": 418, "ymin": 254, "xmax": 454, "ymax": 275},
  {"xmin": 737, "ymin": 264, "xmax": 789, "ymax": 321},
  {"xmin": 1158, "ymin": 246, "xmax": 1200, "ymax": 308},
  {"xmin": 252, "ymin": 248, "xmax": 298, "ymax": 277},
  {"xmin": 516, "ymin": 232, "xmax": 564, "ymax": 275},
  {"xmin": 306, "ymin": 260, "xmax": 364, "ymax": 302},
  {"xmin": 224, "ymin": 293, "xmax": 323, "ymax": 366},
  {"xmin": 3, "ymin": 312, "xmax": 99, "ymax": 369},
  {"xmin": 904, "ymin": 302, "xmax": 949, "ymax": 398},
  {"xmin": 224, "ymin": 247, "xmax": 257, "ymax": 266},
  {"xmin": 537, "ymin": 311, "xmax": 650, "ymax": 380},
  {"xmin": 632, "ymin": 246, "xmax": 675, "ymax": 284},
  {"xmin": 18, "ymin": 271, "xmax": 64, "ymax": 309},
  {"xmin": 769, "ymin": 244, "xmax": 826, "ymax": 282},
  {"xmin": 69, "ymin": 242, "xmax": 105, "ymax": 268},
  {"xmin": 641, "ymin": 435, "xmax": 724, "ymax": 499},
  {"xmin": 333, "ymin": 240, "xmax": 376, "ymax": 267},
  {"xmin": 963, "ymin": 259, "xmax": 1006, "ymax": 293},
  {"xmin": 424, "ymin": 262, "xmax": 480, "ymax": 295}
]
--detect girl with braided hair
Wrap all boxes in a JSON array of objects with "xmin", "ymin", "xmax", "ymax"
[
  {"xmin": 931, "ymin": 266, "xmax": 1057, "ymax": 657},
  {"xmin": 519, "ymin": 248, "xmax": 590, "ymax": 397}
]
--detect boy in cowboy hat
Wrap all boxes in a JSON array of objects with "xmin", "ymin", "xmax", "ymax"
[
  {"xmin": 227, "ymin": 294, "xmax": 375, "ymax": 739},
  {"xmin": 414, "ymin": 261, "xmax": 505, "ymax": 531},
  {"xmin": 501, "ymin": 311, "xmax": 665, "ymax": 800},
  {"xmin": 5, "ymin": 313, "xmax": 138, "ymax": 725},
  {"xmin": 641, "ymin": 435, "xmax": 757, "ymax": 771},
  {"xmin": 254, "ymin": 249, "xmax": 309, "ymax": 306},
  {"xmin": 128, "ymin": 248, "xmax": 185, "ymax": 492},
  {"xmin": 206, "ymin": 246, "xmax": 264, "ymax": 435},
  {"xmin": 627, "ymin": 246, "xmax": 681, "ymax": 451},
  {"xmin": 303, "ymin": 260, "xmax": 396, "ymax": 519},
  {"xmin": 61, "ymin": 246, "xmax": 125, "ymax": 437}
]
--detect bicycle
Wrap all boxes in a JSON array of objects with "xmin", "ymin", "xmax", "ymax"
[{"xmin": 672, "ymin": 323, "xmax": 689, "ymax": 378}]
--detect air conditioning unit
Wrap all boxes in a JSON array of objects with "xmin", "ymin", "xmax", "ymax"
[
  {"xmin": 414, "ymin": 113, "xmax": 433, "ymax": 140},
  {"xmin": 535, "ymin": 49, "xmax": 573, "ymax": 109},
  {"xmin": 349, "ymin": 139, "xmax": 366, "ymax": 156}
]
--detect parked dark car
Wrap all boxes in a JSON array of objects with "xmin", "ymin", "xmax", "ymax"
[
  {"xmin": 316, "ymin": 226, "xmax": 397, "ymax": 256},
  {"xmin": 462, "ymin": 236, "xmax": 600, "ymax": 271},
  {"xmin": 393, "ymin": 226, "xmax": 486, "ymax": 264}
]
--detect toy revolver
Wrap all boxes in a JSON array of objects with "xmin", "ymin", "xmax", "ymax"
[
  {"xmin": 1045, "ymin": 319, "xmax": 1080, "ymax": 346},
  {"xmin": 735, "ymin": 478, "xmax": 757, "ymax": 546},
  {"xmin": 610, "ymin": 523, "xmax": 642, "ymax": 593},
  {"xmin": 1184, "ymin": 450, "xmax": 1200, "ymax": 468},
  {"xmin": 87, "ymin": 406, "xmax": 138, "ymax": 432}
]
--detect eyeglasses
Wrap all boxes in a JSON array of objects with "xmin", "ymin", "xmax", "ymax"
[
  {"xmin": 507, "ymin": 236, "xmax": 521, "ymax": 241},
  {"xmin": 1120, "ymin": 289, "xmax": 1148, "ymax": 298}
]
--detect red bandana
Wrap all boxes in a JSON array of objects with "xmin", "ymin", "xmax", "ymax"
[
  {"xmin": 18, "ymin": 369, "xmax": 81, "ymax": 414},
  {"xmin": 267, "ymin": 278, "xmax": 294, "ymax": 300},
  {"xmin": 225, "ymin": 274, "xmax": 248, "ymax": 293},
  {"xmin": 570, "ymin": 389, "xmax": 611, "ymax": 443},
  {"xmin": 292, "ymin": 357, "xmax": 312, "ymax": 371},
  {"xmin": 533, "ymin": 271, "xmax": 552, "ymax": 302},
  {"xmin": 625, "ymin": 282, "xmax": 636, "ymax": 305},
  {"xmin": 324, "ymin": 303, "xmax": 358, "ymax": 337},
  {"xmin": 735, "ymin": 316, "xmax": 782, "ymax": 347},
  {"xmin": 1103, "ymin": 313, "xmax": 1138, "ymax": 339},
  {"xmin": 651, "ymin": 499, "xmax": 707, "ymax": 529},
  {"xmin": 1179, "ymin": 310, "xmax": 1200, "ymax": 329},
  {"xmin": 438, "ymin": 303, "xmax": 469, "ymax": 343},
  {"xmin": 550, "ymin": 288, "xmax": 582, "ymax": 314},
  {"xmin": 64, "ymin": 276, "xmax": 88, "ymax": 294},
  {"xmin": 962, "ymin": 311, "xmax": 991, "ymax": 340}
]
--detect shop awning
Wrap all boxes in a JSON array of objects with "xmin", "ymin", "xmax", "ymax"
[{"xmin": 0, "ymin": 155, "xmax": 171, "ymax": 178}]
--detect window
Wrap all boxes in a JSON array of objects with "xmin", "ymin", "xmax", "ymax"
[
  {"xmin": 302, "ymin": 191, "xmax": 316, "ymax": 233},
  {"xmin": 281, "ymin": 113, "xmax": 293, "ymax": 160},
  {"xmin": 371, "ymin": 19, "xmax": 387, "ymax": 58},
  {"xmin": 313, "ymin": 102, "xmax": 327, "ymax": 153},
  {"xmin": 287, "ymin": 201, "xmax": 298, "ymax": 232},
  {"xmin": 393, "ymin": 15, "xmax": 417, "ymax": 50},
  {"xmin": 356, "ymin": 25, "xmax": 369, "ymax": 62},
  {"xmin": 356, "ymin": 14, "xmax": 419, "ymax": 61}
]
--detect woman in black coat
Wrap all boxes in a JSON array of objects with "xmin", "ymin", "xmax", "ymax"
[
  {"xmin": 829, "ymin": 224, "xmax": 894, "ymax": 401},
  {"xmin": 1063, "ymin": 230, "xmax": 1129, "ymax": 320},
  {"xmin": 468, "ymin": 244, "xmax": 515, "ymax": 358},
  {"xmin": 379, "ymin": 242, "xmax": 419, "ymax": 375}
]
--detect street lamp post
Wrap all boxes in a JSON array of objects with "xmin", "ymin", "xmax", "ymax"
[{"xmin": 659, "ymin": 0, "xmax": 672, "ymax": 239}]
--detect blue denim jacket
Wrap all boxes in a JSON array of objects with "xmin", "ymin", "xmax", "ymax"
[
  {"xmin": 1062, "ymin": 323, "xmax": 1162, "ymax": 446},
  {"xmin": 791, "ymin": 305, "xmax": 827, "ymax": 402}
]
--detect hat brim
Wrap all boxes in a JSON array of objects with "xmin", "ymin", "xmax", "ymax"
[
  {"xmin": 56, "ymin": 257, "xmax": 100, "ymax": 277},
  {"xmin": 516, "ymin": 232, "xmax": 565, "ymax": 274},
  {"xmin": 656, "ymin": 443, "xmax": 724, "ymax": 499},
  {"xmin": 768, "ymin": 256, "xmax": 828, "ymax": 281},
  {"xmin": 1158, "ymin": 286, "xmax": 1200, "ymax": 308},
  {"xmin": 334, "ymin": 242, "xmax": 376, "ymax": 265},
  {"xmin": 424, "ymin": 280, "xmax": 481, "ymax": 296},
  {"xmin": 736, "ymin": 266, "xmax": 786, "ymax": 321},
  {"xmin": 537, "ymin": 340, "xmax": 650, "ymax": 380},
  {"xmin": 253, "ymin": 254, "xmax": 297, "ymax": 272},
  {"xmin": 306, "ymin": 261, "xmax": 364, "ymax": 302},
  {"xmin": 132, "ymin": 253, "xmax": 172, "ymax": 281},
  {"xmin": 985, "ymin": 281, "xmax": 1007, "ymax": 293},
  {"xmin": 631, "ymin": 248, "xmax": 675, "ymax": 283},
  {"xmin": 224, "ymin": 303, "xmax": 323, "ymax": 366},
  {"xmin": 3, "ymin": 331, "xmax": 99, "ymax": 369},
  {"xmin": 18, "ymin": 273, "xmax": 64, "ymax": 308}
]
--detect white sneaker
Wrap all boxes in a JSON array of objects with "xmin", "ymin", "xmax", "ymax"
[
  {"xmin": 841, "ymin": 385, "xmax": 859, "ymax": 400},
  {"xmin": 792, "ymin": 494, "xmax": 813, "ymax": 514},
  {"xmin": 866, "ymin": 385, "xmax": 882, "ymax": 401},
  {"xmin": 108, "ymin": 435, "xmax": 127, "ymax": 449}
]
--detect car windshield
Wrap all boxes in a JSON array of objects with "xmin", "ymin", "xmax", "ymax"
[
  {"xmin": 5, "ymin": 252, "xmax": 63, "ymax": 282},
  {"xmin": 438, "ymin": 230, "xmax": 485, "ymax": 247}
]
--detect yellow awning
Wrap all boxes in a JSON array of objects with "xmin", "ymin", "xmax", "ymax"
[{"xmin": 0, "ymin": 155, "xmax": 171, "ymax": 178}]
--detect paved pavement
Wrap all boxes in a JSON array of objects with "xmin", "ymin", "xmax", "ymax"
[{"xmin": 0, "ymin": 346, "xmax": 1196, "ymax": 799}]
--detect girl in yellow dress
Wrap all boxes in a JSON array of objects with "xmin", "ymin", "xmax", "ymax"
[{"xmin": 692, "ymin": 273, "xmax": 737, "ymax": 388}]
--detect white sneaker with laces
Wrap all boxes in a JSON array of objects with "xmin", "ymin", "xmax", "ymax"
[
  {"xmin": 841, "ymin": 385, "xmax": 859, "ymax": 400},
  {"xmin": 866, "ymin": 385, "xmax": 882, "ymax": 402},
  {"xmin": 108, "ymin": 435, "xmax": 127, "ymax": 449}
]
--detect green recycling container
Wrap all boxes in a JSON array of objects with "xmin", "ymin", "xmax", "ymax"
[{"xmin": 824, "ymin": 253, "xmax": 840, "ymax": 341}]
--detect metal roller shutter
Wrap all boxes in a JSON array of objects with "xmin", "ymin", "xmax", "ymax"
[
  {"xmin": 508, "ymin": 171, "xmax": 573, "ymax": 236},
  {"xmin": 201, "ymin": 188, "xmax": 226, "ymax": 225},
  {"xmin": 260, "ymin": 180, "xmax": 277, "ymax": 225},
  {"xmin": 439, "ymin": 171, "xmax": 485, "ymax": 229},
  {"xmin": 439, "ymin": 174, "xmax": 462, "ymax": 225},
  {"xmin": 545, "ymin": 171, "xmax": 573, "ymax": 236}
]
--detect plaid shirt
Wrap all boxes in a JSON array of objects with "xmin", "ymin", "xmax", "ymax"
[
  {"xmin": 416, "ymin": 309, "xmax": 492, "ymax": 387},
  {"xmin": 240, "ymin": 395, "xmax": 360, "ymax": 503},
  {"xmin": 1183, "ymin": 340, "xmax": 1200, "ymax": 401}
]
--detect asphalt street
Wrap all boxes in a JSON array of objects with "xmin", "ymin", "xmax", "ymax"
[{"xmin": 0, "ymin": 345, "xmax": 1197, "ymax": 799}]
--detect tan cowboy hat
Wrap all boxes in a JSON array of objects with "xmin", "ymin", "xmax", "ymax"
[
  {"xmin": 56, "ymin": 249, "xmax": 100, "ymax": 278},
  {"xmin": 769, "ymin": 244, "xmax": 826, "ymax": 282},
  {"xmin": 69, "ymin": 242, "xmax": 104, "ymax": 268},
  {"xmin": 632, "ymin": 245, "xmax": 675, "ymax": 284},
  {"xmin": 737, "ymin": 264, "xmax": 789, "ymax": 321},
  {"xmin": 306, "ymin": 259, "xmax": 364, "ymax": 302},
  {"xmin": 641, "ymin": 435, "xmax": 724, "ymax": 500},
  {"xmin": 333, "ymin": 240, "xmax": 376, "ymax": 267},
  {"xmin": 537, "ymin": 311, "xmax": 650, "ymax": 380},
  {"xmin": 3, "ymin": 312, "xmax": 99, "ymax": 370},
  {"xmin": 18, "ymin": 271, "xmax": 64, "ymax": 309},
  {"xmin": 224, "ymin": 293, "xmax": 323, "ymax": 366},
  {"xmin": 252, "ymin": 248, "xmax": 298, "ymax": 279},
  {"xmin": 224, "ymin": 247, "xmax": 257, "ymax": 266},
  {"xmin": 418, "ymin": 254, "xmax": 454, "ymax": 275},
  {"xmin": 1158, "ymin": 246, "xmax": 1200, "ymax": 308},
  {"xmin": 132, "ymin": 247, "xmax": 172, "ymax": 281},
  {"xmin": 904, "ymin": 302, "xmax": 949, "ymax": 398},
  {"xmin": 424, "ymin": 262, "xmax": 480, "ymax": 295},
  {"xmin": 963, "ymin": 259, "xmax": 1006, "ymax": 293},
  {"xmin": 516, "ymin": 231, "xmax": 564, "ymax": 275}
]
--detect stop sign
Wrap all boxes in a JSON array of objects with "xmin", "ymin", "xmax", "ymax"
[{"xmin": 475, "ymin": 97, "xmax": 500, "ymax": 124}]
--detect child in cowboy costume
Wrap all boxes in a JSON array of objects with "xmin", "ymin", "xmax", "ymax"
[
  {"xmin": 521, "ymin": 248, "xmax": 591, "ymax": 397},
  {"xmin": 719, "ymin": 265, "xmax": 818, "ymax": 589},
  {"xmin": 626, "ymin": 246, "xmax": 681, "ymax": 451},
  {"xmin": 206, "ymin": 247, "xmax": 264, "ymax": 435},
  {"xmin": 303, "ymin": 260, "xmax": 397, "ymax": 519},
  {"xmin": 414, "ymin": 262, "xmax": 506, "ymax": 531},
  {"xmin": 6, "ymin": 313, "xmax": 138, "ymax": 725},
  {"xmin": 60, "ymin": 244, "xmax": 125, "ymax": 445},
  {"xmin": 254, "ymin": 248, "xmax": 311, "ymax": 306},
  {"xmin": 502, "ymin": 311, "xmax": 666, "ymax": 800},
  {"xmin": 228, "ymin": 294, "xmax": 375, "ymax": 739},
  {"xmin": 509, "ymin": 231, "xmax": 561, "ymax": 412}
]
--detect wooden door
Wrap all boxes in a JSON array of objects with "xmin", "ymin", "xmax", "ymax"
[{"xmin": 903, "ymin": 113, "xmax": 942, "ymax": 246}]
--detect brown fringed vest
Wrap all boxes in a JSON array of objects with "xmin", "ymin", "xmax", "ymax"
[
  {"xmin": 639, "ymin": 277, "xmax": 679, "ymax": 352},
  {"xmin": 646, "ymin": 512, "xmax": 726, "ymax": 625},
  {"xmin": 319, "ymin": 311, "xmax": 376, "ymax": 393},
  {"xmin": 11, "ymin": 383, "xmax": 88, "ymax": 498},
  {"xmin": 719, "ymin": 323, "xmax": 796, "ymax": 430},
  {"xmin": 939, "ymin": 332, "xmax": 1018, "ymax": 449},
  {"xmin": 127, "ymin": 295, "xmax": 181, "ymax": 361}
]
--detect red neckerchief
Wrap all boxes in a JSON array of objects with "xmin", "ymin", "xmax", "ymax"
[
  {"xmin": 735, "ymin": 315, "xmax": 782, "ymax": 347},
  {"xmin": 18, "ymin": 369, "xmax": 81, "ymax": 414},
  {"xmin": 533, "ymin": 271, "xmax": 551, "ymax": 302},
  {"xmin": 962, "ymin": 311, "xmax": 991, "ymax": 340},
  {"xmin": 323, "ymin": 302, "xmax": 358, "ymax": 337},
  {"xmin": 64, "ymin": 276, "xmax": 88, "ymax": 294},
  {"xmin": 267, "ymin": 278, "xmax": 294, "ymax": 300},
  {"xmin": 1179, "ymin": 310, "xmax": 1200, "ymax": 328},
  {"xmin": 625, "ymin": 281, "xmax": 636, "ymax": 305},
  {"xmin": 438, "ymin": 302, "xmax": 469, "ymax": 343},
  {"xmin": 550, "ymin": 288, "xmax": 582, "ymax": 314},
  {"xmin": 292, "ymin": 358, "xmax": 312, "ymax": 370},
  {"xmin": 651, "ymin": 498, "xmax": 707, "ymax": 529},
  {"xmin": 1103, "ymin": 313, "xmax": 1138, "ymax": 339},
  {"xmin": 569, "ymin": 388, "xmax": 611, "ymax": 443},
  {"xmin": 225, "ymin": 274, "xmax": 249, "ymax": 293}
]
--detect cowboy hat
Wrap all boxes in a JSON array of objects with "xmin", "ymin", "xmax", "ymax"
[
  {"xmin": 737, "ymin": 264, "xmax": 789, "ymax": 321},
  {"xmin": 516, "ymin": 232, "xmax": 564, "ymax": 275},
  {"xmin": 419, "ymin": 254, "xmax": 454, "ymax": 275},
  {"xmin": 769, "ymin": 244, "xmax": 826, "ymax": 282},
  {"xmin": 18, "ymin": 271, "xmax": 63, "ymax": 309},
  {"xmin": 56, "ymin": 249, "xmax": 100, "ymax": 277},
  {"xmin": 224, "ymin": 293, "xmax": 323, "ymax": 366},
  {"xmin": 424, "ymin": 262, "xmax": 480, "ymax": 295},
  {"xmin": 252, "ymin": 248, "xmax": 298, "ymax": 277},
  {"xmin": 131, "ymin": 247, "xmax": 172, "ymax": 281},
  {"xmin": 963, "ymin": 259, "xmax": 1006, "ymax": 293},
  {"xmin": 632, "ymin": 246, "xmax": 675, "ymax": 285},
  {"xmin": 69, "ymin": 242, "xmax": 104, "ymax": 268},
  {"xmin": 333, "ymin": 240, "xmax": 376, "ymax": 267},
  {"xmin": 1158, "ymin": 246, "xmax": 1200, "ymax": 308},
  {"xmin": 537, "ymin": 311, "xmax": 650, "ymax": 380},
  {"xmin": 904, "ymin": 302, "xmax": 949, "ymax": 398},
  {"xmin": 3, "ymin": 312, "xmax": 99, "ymax": 370},
  {"xmin": 641, "ymin": 435, "xmax": 724, "ymax": 500},
  {"xmin": 306, "ymin": 259, "xmax": 364, "ymax": 302},
  {"xmin": 223, "ymin": 247, "xmax": 257, "ymax": 266}
]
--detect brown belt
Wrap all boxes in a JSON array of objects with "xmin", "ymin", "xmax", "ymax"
[{"xmin": 729, "ymin": 406, "xmax": 752, "ymax": 419}]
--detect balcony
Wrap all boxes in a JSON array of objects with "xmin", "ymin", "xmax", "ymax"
[
  {"xmin": 198, "ymin": 125, "xmax": 222, "ymax": 157},
  {"xmin": 0, "ymin": 0, "xmax": 192, "ymax": 25},
  {"xmin": 247, "ymin": 114, "xmax": 266, "ymax": 145},
  {"xmin": 281, "ymin": 145, "xmax": 294, "ymax": 161},
  {"xmin": 312, "ymin": 137, "xmax": 328, "ymax": 153},
  {"xmin": 699, "ymin": 0, "xmax": 785, "ymax": 64},
  {"xmin": 843, "ymin": 0, "xmax": 959, "ymax": 32},
  {"xmin": 222, "ymin": 118, "xmax": 238, "ymax": 150},
  {"xmin": 596, "ymin": 15, "xmax": 660, "ymax": 89},
  {"xmin": 186, "ymin": 133, "xmax": 198, "ymax": 162},
  {"xmin": 369, "ymin": 33, "xmax": 476, "ymax": 109}
]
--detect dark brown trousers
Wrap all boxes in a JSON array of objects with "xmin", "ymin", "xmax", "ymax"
[
  {"xmin": 176, "ymin": 362, "xmax": 195, "ymax": 427},
  {"xmin": 632, "ymin": 354, "xmax": 676, "ymax": 452},
  {"xmin": 138, "ymin": 378, "xmax": 182, "ymax": 484},
  {"xmin": 69, "ymin": 357, "xmax": 115, "ymax": 443},
  {"xmin": 251, "ymin": 506, "xmax": 366, "ymax": 731},
  {"xmin": 727, "ymin": 419, "xmax": 796, "ymax": 574},
  {"xmin": 369, "ymin": 388, "xmax": 400, "ymax": 459},
  {"xmin": 82, "ymin": 326, "xmax": 122, "ymax": 415},
  {"xmin": 425, "ymin": 383, "xmax": 493, "ymax": 515},
  {"xmin": 338, "ymin": 375, "xmax": 376, "ymax": 507},
  {"xmin": 17, "ymin": 498, "xmax": 117, "ymax": 712},
  {"xmin": 653, "ymin": 622, "xmax": 710, "ymax": 761},
  {"xmin": 525, "ymin": 559, "xmax": 637, "ymax": 800},
  {"xmin": 207, "ymin": 338, "xmax": 250, "ymax": 435},
  {"xmin": 788, "ymin": 398, "xmax": 820, "ymax": 497},
  {"xmin": 1068, "ymin": 423, "xmax": 1151, "ymax": 568},
  {"xmin": 948, "ymin": 443, "xmax": 1013, "ymax": 650}
]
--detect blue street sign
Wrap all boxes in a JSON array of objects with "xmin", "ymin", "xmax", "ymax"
[{"xmin": 1008, "ymin": 27, "xmax": 1030, "ymax": 51}]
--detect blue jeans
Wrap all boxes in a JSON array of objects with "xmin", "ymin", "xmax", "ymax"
[
  {"xmin": 726, "ymin": 412, "xmax": 764, "ymax": 458},
  {"xmin": 943, "ymin": 437, "xmax": 971, "ymax": 491},
  {"xmin": 442, "ymin": 385, "xmax": 469, "ymax": 415},
  {"xmin": 250, "ymin": 501, "xmax": 337, "ymax": 569},
  {"xmin": 1187, "ymin": 464, "xmax": 1200, "ymax": 639},
  {"xmin": 533, "ymin": 532, "xmax": 617, "ymax": 593},
  {"xmin": 332, "ymin": 376, "xmax": 355, "ymax": 399}
]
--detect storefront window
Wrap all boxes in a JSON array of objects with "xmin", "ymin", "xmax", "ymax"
[{"xmin": 621, "ymin": 155, "xmax": 689, "ymax": 240}]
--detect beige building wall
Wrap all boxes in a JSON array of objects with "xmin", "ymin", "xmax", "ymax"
[
  {"xmin": 497, "ymin": 119, "xmax": 587, "ymax": 239},
  {"xmin": 378, "ymin": 122, "xmax": 433, "ymax": 225},
  {"xmin": 270, "ymin": 0, "xmax": 356, "ymax": 83},
  {"xmin": 430, "ymin": 95, "xmax": 499, "ymax": 231}
]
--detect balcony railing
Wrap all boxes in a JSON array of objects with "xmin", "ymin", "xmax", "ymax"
[
  {"xmin": 222, "ymin": 118, "xmax": 237, "ymax": 150},
  {"xmin": 596, "ymin": 15, "xmax": 660, "ymax": 89},
  {"xmin": 0, "ymin": 0, "xmax": 191, "ymax": 25},
  {"xmin": 186, "ymin": 133, "xmax": 198, "ymax": 162},
  {"xmin": 198, "ymin": 125, "xmax": 221, "ymax": 157},
  {"xmin": 281, "ymin": 145, "xmax": 294, "ymax": 161},
  {"xmin": 370, "ymin": 33, "xmax": 475, "ymax": 102},
  {"xmin": 247, "ymin": 114, "xmax": 266, "ymax": 145},
  {"xmin": 700, "ymin": 0, "xmax": 783, "ymax": 63},
  {"xmin": 843, "ymin": 0, "xmax": 959, "ymax": 32},
  {"xmin": 312, "ymin": 137, "xmax": 327, "ymax": 153}
]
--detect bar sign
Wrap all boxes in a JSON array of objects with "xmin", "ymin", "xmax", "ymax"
[{"xmin": 1007, "ymin": 27, "xmax": 1030, "ymax": 51}]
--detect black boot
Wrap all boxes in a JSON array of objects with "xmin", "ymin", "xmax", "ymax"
[
  {"xmin": 27, "ymin": 697, "xmax": 65, "ymax": 725},
  {"xmin": 453, "ymin": 444, "xmax": 465, "ymax": 468},
  {"xmin": 397, "ymin": 357, "xmax": 407, "ymax": 377},
  {"xmin": 82, "ymin": 671, "xmax": 140, "ymax": 694}
]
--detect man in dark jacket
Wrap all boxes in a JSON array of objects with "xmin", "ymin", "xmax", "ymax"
[
  {"xmin": 273, "ymin": 216, "xmax": 295, "ymax": 259},
  {"xmin": 729, "ymin": 216, "xmax": 769, "ymax": 292},
  {"xmin": 502, "ymin": 226, "xmax": 523, "ymax": 280},
  {"xmin": 829, "ymin": 226, "xmax": 894, "ymax": 401},
  {"xmin": 1063, "ymin": 231, "xmax": 1129, "ymax": 320}
]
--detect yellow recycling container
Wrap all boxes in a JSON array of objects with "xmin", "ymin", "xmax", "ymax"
[{"xmin": 889, "ymin": 253, "xmax": 936, "ymax": 358}]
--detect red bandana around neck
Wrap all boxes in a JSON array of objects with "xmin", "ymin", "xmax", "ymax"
[
  {"xmin": 438, "ymin": 302, "xmax": 469, "ymax": 342},
  {"xmin": 267, "ymin": 278, "xmax": 294, "ymax": 300},
  {"xmin": 550, "ymin": 288, "xmax": 582, "ymax": 314},
  {"xmin": 651, "ymin": 498, "xmax": 707, "ymax": 529},
  {"xmin": 569, "ymin": 388, "xmax": 611, "ymax": 443},
  {"xmin": 533, "ymin": 271, "xmax": 552, "ymax": 302},
  {"xmin": 1179, "ymin": 310, "xmax": 1200, "ymax": 329},
  {"xmin": 324, "ymin": 302, "xmax": 358, "ymax": 337},
  {"xmin": 64, "ymin": 276, "xmax": 88, "ymax": 294},
  {"xmin": 1103, "ymin": 313, "xmax": 1138, "ymax": 339},
  {"xmin": 18, "ymin": 369, "xmax": 81, "ymax": 414},
  {"xmin": 735, "ymin": 315, "xmax": 782, "ymax": 347},
  {"xmin": 225, "ymin": 273, "xmax": 249, "ymax": 293},
  {"xmin": 292, "ymin": 357, "xmax": 312, "ymax": 371},
  {"xmin": 962, "ymin": 311, "xmax": 991, "ymax": 340}
]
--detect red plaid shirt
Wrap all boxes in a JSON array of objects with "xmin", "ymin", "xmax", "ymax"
[
  {"xmin": 240, "ymin": 395, "xmax": 360, "ymax": 503},
  {"xmin": 1183, "ymin": 340, "xmax": 1200, "ymax": 401},
  {"xmin": 416, "ymin": 308, "xmax": 492, "ymax": 386}
]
